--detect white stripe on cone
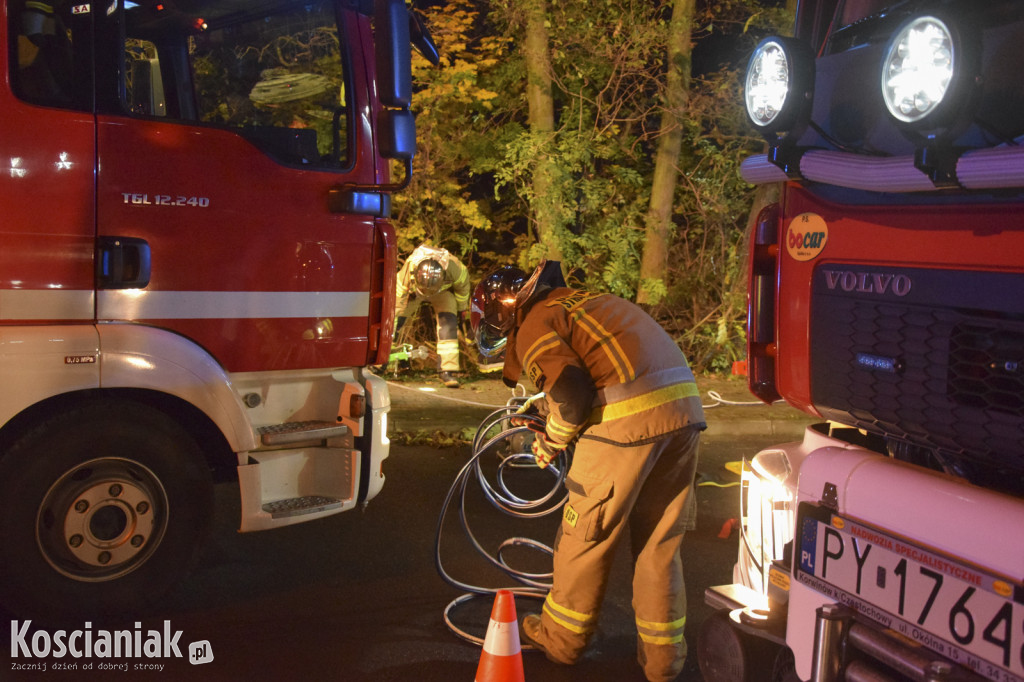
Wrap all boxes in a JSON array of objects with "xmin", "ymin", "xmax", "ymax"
[
  {"xmin": 482, "ymin": 620, "xmax": 521, "ymax": 657},
  {"xmin": 475, "ymin": 590, "xmax": 524, "ymax": 682}
]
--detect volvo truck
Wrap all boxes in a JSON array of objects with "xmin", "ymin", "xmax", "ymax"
[{"xmin": 699, "ymin": 2, "xmax": 1024, "ymax": 681}]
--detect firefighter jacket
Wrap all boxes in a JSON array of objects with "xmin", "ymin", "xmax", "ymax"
[
  {"xmin": 503, "ymin": 287, "xmax": 705, "ymax": 447},
  {"xmin": 394, "ymin": 245, "xmax": 471, "ymax": 319}
]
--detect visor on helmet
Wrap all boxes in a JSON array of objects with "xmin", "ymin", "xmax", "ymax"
[
  {"xmin": 470, "ymin": 266, "xmax": 527, "ymax": 355},
  {"xmin": 475, "ymin": 321, "xmax": 508, "ymax": 358},
  {"xmin": 414, "ymin": 259, "xmax": 445, "ymax": 297}
]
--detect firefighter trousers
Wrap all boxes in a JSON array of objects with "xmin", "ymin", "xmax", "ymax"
[
  {"xmin": 534, "ymin": 426, "xmax": 700, "ymax": 682},
  {"xmin": 399, "ymin": 291, "xmax": 460, "ymax": 372}
]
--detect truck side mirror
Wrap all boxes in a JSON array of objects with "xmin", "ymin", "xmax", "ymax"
[
  {"xmin": 379, "ymin": 109, "xmax": 416, "ymax": 160},
  {"xmin": 375, "ymin": 0, "xmax": 412, "ymax": 110},
  {"xmin": 333, "ymin": 0, "xmax": 439, "ymax": 203},
  {"xmin": 371, "ymin": 0, "xmax": 438, "ymax": 191}
]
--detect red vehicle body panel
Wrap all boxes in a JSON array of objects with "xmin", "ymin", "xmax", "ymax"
[
  {"xmin": 774, "ymin": 187, "xmax": 1024, "ymax": 415},
  {"xmin": 0, "ymin": 87, "xmax": 94, "ymax": 320},
  {"xmin": 95, "ymin": 118, "xmax": 383, "ymax": 372},
  {"xmin": 1, "ymin": 5, "xmax": 396, "ymax": 372},
  {"xmin": 711, "ymin": 2, "xmax": 1024, "ymax": 681}
]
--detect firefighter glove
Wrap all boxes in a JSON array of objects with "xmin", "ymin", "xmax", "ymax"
[
  {"xmin": 531, "ymin": 435, "xmax": 565, "ymax": 469},
  {"xmin": 510, "ymin": 392, "xmax": 545, "ymax": 428}
]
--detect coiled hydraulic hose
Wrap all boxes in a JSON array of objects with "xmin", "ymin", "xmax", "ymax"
[
  {"xmin": 433, "ymin": 393, "xmax": 572, "ymax": 646},
  {"xmin": 428, "ymin": 383, "xmax": 765, "ymax": 644}
]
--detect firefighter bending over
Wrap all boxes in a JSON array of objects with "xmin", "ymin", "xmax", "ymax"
[
  {"xmin": 394, "ymin": 245, "xmax": 471, "ymax": 388},
  {"xmin": 471, "ymin": 261, "xmax": 705, "ymax": 682}
]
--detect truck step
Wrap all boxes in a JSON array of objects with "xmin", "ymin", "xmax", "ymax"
[
  {"xmin": 237, "ymin": 447, "xmax": 356, "ymax": 531},
  {"xmin": 258, "ymin": 421, "xmax": 349, "ymax": 446},
  {"xmin": 262, "ymin": 495, "xmax": 343, "ymax": 519}
]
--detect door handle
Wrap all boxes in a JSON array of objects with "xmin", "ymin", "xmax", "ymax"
[{"xmin": 96, "ymin": 236, "xmax": 151, "ymax": 289}]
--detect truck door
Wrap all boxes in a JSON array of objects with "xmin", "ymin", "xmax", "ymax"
[
  {"xmin": 93, "ymin": 0, "xmax": 385, "ymax": 373},
  {"xmin": 0, "ymin": 0, "xmax": 95, "ymax": 325}
]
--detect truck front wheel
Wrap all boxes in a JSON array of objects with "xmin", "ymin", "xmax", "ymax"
[
  {"xmin": 698, "ymin": 610, "xmax": 800, "ymax": 682},
  {"xmin": 0, "ymin": 399, "xmax": 213, "ymax": 618}
]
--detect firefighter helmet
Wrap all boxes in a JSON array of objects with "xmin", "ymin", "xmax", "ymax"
[
  {"xmin": 414, "ymin": 259, "xmax": 445, "ymax": 296},
  {"xmin": 471, "ymin": 266, "xmax": 527, "ymax": 357}
]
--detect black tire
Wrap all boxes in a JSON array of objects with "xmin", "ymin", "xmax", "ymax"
[
  {"xmin": 771, "ymin": 645, "xmax": 803, "ymax": 682},
  {"xmin": 698, "ymin": 610, "xmax": 792, "ymax": 682},
  {"xmin": 0, "ymin": 399, "xmax": 213, "ymax": 619},
  {"xmin": 697, "ymin": 610, "xmax": 749, "ymax": 682}
]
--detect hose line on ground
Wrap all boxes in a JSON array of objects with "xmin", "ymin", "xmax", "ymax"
[
  {"xmin": 433, "ymin": 394, "xmax": 572, "ymax": 647},
  {"xmin": 388, "ymin": 379, "xmax": 779, "ymax": 410}
]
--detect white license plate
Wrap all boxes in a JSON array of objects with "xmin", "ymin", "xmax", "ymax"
[{"xmin": 795, "ymin": 505, "xmax": 1024, "ymax": 682}]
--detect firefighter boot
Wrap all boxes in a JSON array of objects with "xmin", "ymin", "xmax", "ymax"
[
  {"xmin": 520, "ymin": 614, "xmax": 578, "ymax": 665},
  {"xmin": 637, "ymin": 633, "xmax": 687, "ymax": 682},
  {"xmin": 439, "ymin": 371, "xmax": 459, "ymax": 388}
]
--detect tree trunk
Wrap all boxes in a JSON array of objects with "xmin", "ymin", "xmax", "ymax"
[
  {"xmin": 522, "ymin": 0, "xmax": 562, "ymax": 261},
  {"xmin": 637, "ymin": 0, "xmax": 694, "ymax": 305},
  {"xmin": 786, "ymin": 0, "xmax": 799, "ymax": 35}
]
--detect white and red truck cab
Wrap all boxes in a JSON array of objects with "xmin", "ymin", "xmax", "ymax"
[
  {"xmin": 0, "ymin": 0, "xmax": 434, "ymax": 617},
  {"xmin": 699, "ymin": 2, "xmax": 1024, "ymax": 681}
]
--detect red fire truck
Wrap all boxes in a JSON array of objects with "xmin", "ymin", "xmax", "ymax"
[
  {"xmin": 699, "ymin": 2, "xmax": 1024, "ymax": 681},
  {"xmin": 0, "ymin": 0, "xmax": 434, "ymax": 617}
]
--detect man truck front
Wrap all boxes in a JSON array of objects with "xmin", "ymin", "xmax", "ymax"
[{"xmin": 0, "ymin": 0, "xmax": 435, "ymax": 618}]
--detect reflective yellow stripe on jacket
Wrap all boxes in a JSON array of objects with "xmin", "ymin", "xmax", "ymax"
[
  {"xmin": 568, "ymin": 307, "xmax": 634, "ymax": 383},
  {"xmin": 545, "ymin": 414, "xmax": 578, "ymax": 441},
  {"xmin": 449, "ymin": 261, "xmax": 470, "ymax": 310},
  {"xmin": 522, "ymin": 331, "xmax": 561, "ymax": 370},
  {"xmin": 590, "ymin": 381, "xmax": 700, "ymax": 425}
]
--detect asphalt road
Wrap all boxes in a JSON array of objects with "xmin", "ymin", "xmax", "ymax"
[{"xmin": 0, "ymin": 430, "xmax": 789, "ymax": 681}]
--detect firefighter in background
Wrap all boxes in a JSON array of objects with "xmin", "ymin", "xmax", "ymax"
[
  {"xmin": 472, "ymin": 261, "xmax": 705, "ymax": 682},
  {"xmin": 394, "ymin": 245, "xmax": 471, "ymax": 388}
]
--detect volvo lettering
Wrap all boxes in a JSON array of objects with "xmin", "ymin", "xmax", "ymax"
[{"xmin": 822, "ymin": 271, "xmax": 913, "ymax": 297}]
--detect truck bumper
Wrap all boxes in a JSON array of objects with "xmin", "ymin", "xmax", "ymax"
[{"xmin": 701, "ymin": 424, "xmax": 1024, "ymax": 682}]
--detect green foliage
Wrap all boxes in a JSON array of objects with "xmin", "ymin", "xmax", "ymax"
[
  {"xmin": 396, "ymin": 0, "xmax": 792, "ymax": 372},
  {"xmin": 391, "ymin": 0, "xmax": 512, "ymax": 264}
]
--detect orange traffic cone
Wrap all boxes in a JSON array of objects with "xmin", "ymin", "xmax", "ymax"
[{"xmin": 474, "ymin": 590, "xmax": 525, "ymax": 682}]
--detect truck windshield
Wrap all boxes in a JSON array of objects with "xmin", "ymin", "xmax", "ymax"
[
  {"xmin": 123, "ymin": 0, "xmax": 351, "ymax": 168},
  {"xmin": 836, "ymin": 0, "xmax": 898, "ymax": 28},
  {"xmin": 817, "ymin": 0, "xmax": 921, "ymax": 54}
]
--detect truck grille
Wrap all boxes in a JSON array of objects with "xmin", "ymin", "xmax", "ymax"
[
  {"xmin": 949, "ymin": 323, "xmax": 1024, "ymax": 416},
  {"xmin": 810, "ymin": 265, "xmax": 1024, "ymax": 491}
]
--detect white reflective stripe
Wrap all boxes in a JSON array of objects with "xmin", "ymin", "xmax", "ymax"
[
  {"xmin": 98, "ymin": 290, "xmax": 369, "ymax": 320},
  {"xmin": 0, "ymin": 289, "xmax": 94, "ymax": 320},
  {"xmin": 481, "ymin": 621, "xmax": 520, "ymax": 657}
]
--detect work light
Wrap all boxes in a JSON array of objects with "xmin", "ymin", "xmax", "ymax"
[
  {"xmin": 881, "ymin": 16, "xmax": 956, "ymax": 124},
  {"xmin": 881, "ymin": 13, "xmax": 979, "ymax": 138},
  {"xmin": 744, "ymin": 37, "xmax": 814, "ymax": 137}
]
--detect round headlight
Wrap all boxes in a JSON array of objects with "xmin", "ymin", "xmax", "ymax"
[
  {"xmin": 882, "ymin": 16, "xmax": 955, "ymax": 123},
  {"xmin": 744, "ymin": 37, "xmax": 814, "ymax": 136},
  {"xmin": 746, "ymin": 40, "xmax": 790, "ymax": 128}
]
